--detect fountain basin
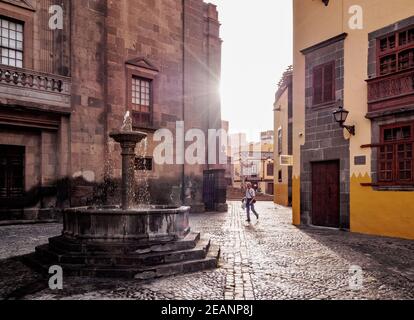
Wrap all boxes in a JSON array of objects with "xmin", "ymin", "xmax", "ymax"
[
  {"xmin": 63, "ymin": 206, "xmax": 190, "ymax": 243},
  {"xmin": 109, "ymin": 131, "xmax": 148, "ymax": 144}
]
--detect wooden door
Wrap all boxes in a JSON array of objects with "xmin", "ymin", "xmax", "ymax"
[
  {"xmin": 267, "ymin": 183, "xmax": 274, "ymax": 195},
  {"xmin": 0, "ymin": 145, "xmax": 25, "ymax": 209},
  {"xmin": 203, "ymin": 171, "xmax": 216, "ymax": 211},
  {"xmin": 311, "ymin": 161, "xmax": 340, "ymax": 228}
]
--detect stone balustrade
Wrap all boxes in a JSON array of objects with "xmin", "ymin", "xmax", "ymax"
[{"xmin": 0, "ymin": 65, "xmax": 71, "ymax": 109}]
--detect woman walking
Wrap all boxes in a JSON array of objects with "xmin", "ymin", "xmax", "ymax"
[{"xmin": 245, "ymin": 182, "xmax": 259, "ymax": 223}]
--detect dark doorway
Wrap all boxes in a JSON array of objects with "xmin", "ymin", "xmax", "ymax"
[
  {"xmin": 267, "ymin": 183, "xmax": 274, "ymax": 195},
  {"xmin": 311, "ymin": 160, "xmax": 340, "ymax": 228},
  {"xmin": 203, "ymin": 169, "xmax": 226, "ymax": 211},
  {"xmin": 0, "ymin": 145, "xmax": 25, "ymax": 209}
]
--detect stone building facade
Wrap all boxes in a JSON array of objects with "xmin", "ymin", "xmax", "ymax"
[{"xmin": 0, "ymin": 0, "xmax": 223, "ymax": 220}]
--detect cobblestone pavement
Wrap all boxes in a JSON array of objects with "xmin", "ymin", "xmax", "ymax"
[{"xmin": 0, "ymin": 202, "xmax": 413, "ymax": 300}]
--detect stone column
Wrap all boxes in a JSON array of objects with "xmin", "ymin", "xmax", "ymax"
[
  {"xmin": 120, "ymin": 141, "xmax": 136, "ymax": 210},
  {"xmin": 110, "ymin": 131, "xmax": 147, "ymax": 210}
]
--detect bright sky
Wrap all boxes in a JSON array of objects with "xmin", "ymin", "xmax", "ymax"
[{"xmin": 208, "ymin": 0, "xmax": 293, "ymax": 142}]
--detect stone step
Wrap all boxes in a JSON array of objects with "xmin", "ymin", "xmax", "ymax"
[
  {"xmin": 24, "ymin": 242, "xmax": 220, "ymax": 280},
  {"xmin": 48, "ymin": 232, "xmax": 201, "ymax": 255},
  {"xmin": 35, "ymin": 239, "xmax": 211, "ymax": 267}
]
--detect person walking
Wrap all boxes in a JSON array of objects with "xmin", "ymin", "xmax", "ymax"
[{"xmin": 245, "ymin": 182, "xmax": 259, "ymax": 223}]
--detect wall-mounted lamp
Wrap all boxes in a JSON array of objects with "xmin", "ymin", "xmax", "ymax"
[
  {"xmin": 322, "ymin": 0, "xmax": 330, "ymax": 6},
  {"xmin": 333, "ymin": 105, "xmax": 355, "ymax": 136}
]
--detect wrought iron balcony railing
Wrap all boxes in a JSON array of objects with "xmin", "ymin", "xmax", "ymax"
[{"xmin": 0, "ymin": 65, "xmax": 71, "ymax": 110}]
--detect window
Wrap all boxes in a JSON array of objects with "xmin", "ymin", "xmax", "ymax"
[
  {"xmin": 312, "ymin": 62, "xmax": 335, "ymax": 106},
  {"xmin": 245, "ymin": 162, "xmax": 259, "ymax": 177},
  {"xmin": 378, "ymin": 26, "xmax": 414, "ymax": 76},
  {"xmin": 378, "ymin": 122, "xmax": 414, "ymax": 185},
  {"xmin": 278, "ymin": 170, "xmax": 282, "ymax": 183},
  {"xmin": 278, "ymin": 128, "xmax": 282, "ymax": 155},
  {"xmin": 135, "ymin": 157, "xmax": 153, "ymax": 171},
  {"xmin": 267, "ymin": 163, "xmax": 274, "ymax": 176},
  {"xmin": 131, "ymin": 77, "xmax": 152, "ymax": 126},
  {"xmin": 0, "ymin": 17, "xmax": 23, "ymax": 68}
]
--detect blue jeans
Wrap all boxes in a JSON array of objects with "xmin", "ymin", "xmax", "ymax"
[{"xmin": 246, "ymin": 199, "xmax": 258, "ymax": 221}]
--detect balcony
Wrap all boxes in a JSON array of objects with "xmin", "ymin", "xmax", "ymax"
[
  {"xmin": 0, "ymin": 65, "xmax": 71, "ymax": 111},
  {"xmin": 367, "ymin": 67, "xmax": 414, "ymax": 115}
]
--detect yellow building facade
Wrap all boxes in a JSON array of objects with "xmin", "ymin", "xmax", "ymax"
[
  {"xmin": 293, "ymin": 0, "xmax": 414, "ymax": 240},
  {"xmin": 274, "ymin": 68, "xmax": 293, "ymax": 207},
  {"xmin": 232, "ymin": 141, "xmax": 274, "ymax": 195}
]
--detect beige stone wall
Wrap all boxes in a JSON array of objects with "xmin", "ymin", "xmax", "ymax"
[
  {"xmin": 103, "ymin": 0, "xmax": 222, "ymax": 207},
  {"xmin": 0, "ymin": 0, "xmax": 222, "ymax": 210},
  {"xmin": 69, "ymin": 0, "xmax": 107, "ymax": 190}
]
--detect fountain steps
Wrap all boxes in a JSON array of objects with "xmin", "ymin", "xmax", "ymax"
[
  {"xmin": 34, "ymin": 239, "xmax": 210, "ymax": 267},
  {"xmin": 48, "ymin": 232, "xmax": 201, "ymax": 255},
  {"xmin": 23, "ymin": 231, "xmax": 220, "ymax": 279},
  {"xmin": 24, "ymin": 244, "xmax": 220, "ymax": 280}
]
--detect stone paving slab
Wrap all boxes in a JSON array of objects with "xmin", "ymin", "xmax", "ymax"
[{"xmin": 0, "ymin": 202, "xmax": 413, "ymax": 300}]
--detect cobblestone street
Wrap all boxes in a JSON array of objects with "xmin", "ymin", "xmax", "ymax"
[{"xmin": 0, "ymin": 202, "xmax": 413, "ymax": 300}]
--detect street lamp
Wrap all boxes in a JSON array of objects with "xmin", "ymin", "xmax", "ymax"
[{"xmin": 333, "ymin": 104, "xmax": 356, "ymax": 136}]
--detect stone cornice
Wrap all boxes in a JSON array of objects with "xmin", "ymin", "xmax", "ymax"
[
  {"xmin": 301, "ymin": 33, "xmax": 348, "ymax": 55},
  {"xmin": 0, "ymin": 0, "xmax": 35, "ymax": 11}
]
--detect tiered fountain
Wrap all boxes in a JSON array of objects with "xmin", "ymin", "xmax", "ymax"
[{"xmin": 26, "ymin": 113, "xmax": 220, "ymax": 279}]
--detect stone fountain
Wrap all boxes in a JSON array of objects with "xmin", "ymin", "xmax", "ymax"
[{"xmin": 25, "ymin": 112, "xmax": 220, "ymax": 279}]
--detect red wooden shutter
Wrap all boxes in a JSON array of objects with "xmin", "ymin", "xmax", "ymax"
[
  {"xmin": 396, "ymin": 143, "xmax": 413, "ymax": 181},
  {"xmin": 378, "ymin": 145, "xmax": 394, "ymax": 182},
  {"xmin": 313, "ymin": 66, "xmax": 323, "ymax": 105}
]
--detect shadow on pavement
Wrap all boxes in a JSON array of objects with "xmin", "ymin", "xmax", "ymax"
[
  {"xmin": 0, "ymin": 255, "xmax": 48, "ymax": 300},
  {"xmin": 298, "ymin": 226, "xmax": 414, "ymax": 294}
]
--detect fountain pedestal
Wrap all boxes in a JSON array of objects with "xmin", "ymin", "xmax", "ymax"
[
  {"xmin": 24, "ymin": 126, "xmax": 220, "ymax": 279},
  {"xmin": 109, "ymin": 131, "xmax": 147, "ymax": 210}
]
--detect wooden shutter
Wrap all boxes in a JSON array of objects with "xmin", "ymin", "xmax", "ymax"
[
  {"xmin": 396, "ymin": 143, "xmax": 413, "ymax": 181},
  {"xmin": 378, "ymin": 145, "xmax": 394, "ymax": 182},
  {"xmin": 378, "ymin": 122, "xmax": 414, "ymax": 185},
  {"xmin": 323, "ymin": 63, "xmax": 335, "ymax": 102},
  {"xmin": 313, "ymin": 66, "xmax": 323, "ymax": 105}
]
